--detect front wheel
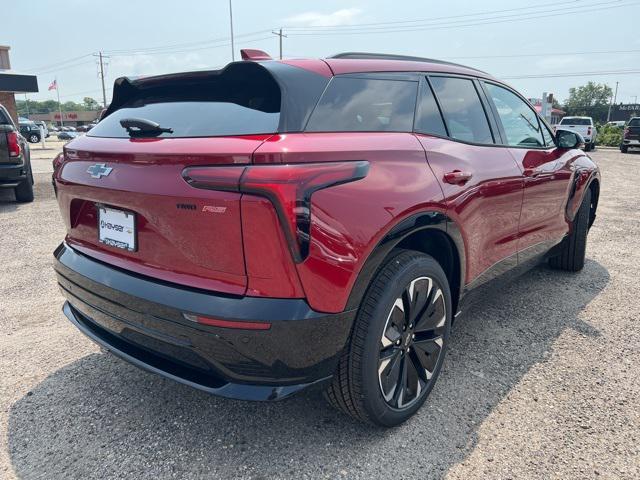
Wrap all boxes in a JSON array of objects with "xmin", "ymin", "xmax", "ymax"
[
  {"xmin": 621, "ymin": 145, "xmax": 628, "ymax": 153},
  {"xmin": 325, "ymin": 250, "xmax": 452, "ymax": 427},
  {"xmin": 549, "ymin": 188, "xmax": 591, "ymax": 271}
]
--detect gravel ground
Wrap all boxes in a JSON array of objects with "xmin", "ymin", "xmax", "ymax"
[{"xmin": 0, "ymin": 149, "xmax": 638, "ymax": 479}]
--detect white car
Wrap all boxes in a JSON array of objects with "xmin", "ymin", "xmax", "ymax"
[{"xmin": 555, "ymin": 116, "xmax": 597, "ymax": 151}]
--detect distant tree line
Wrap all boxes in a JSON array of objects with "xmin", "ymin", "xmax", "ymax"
[
  {"xmin": 561, "ymin": 81, "xmax": 614, "ymax": 123},
  {"xmin": 17, "ymin": 97, "xmax": 102, "ymax": 116}
]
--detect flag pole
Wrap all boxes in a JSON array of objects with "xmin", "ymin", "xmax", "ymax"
[{"xmin": 55, "ymin": 77, "xmax": 64, "ymax": 128}]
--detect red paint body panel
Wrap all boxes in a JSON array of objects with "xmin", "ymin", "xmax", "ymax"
[
  {"xmin": 507, "ymin": 147, "xmax": 576, "ymax": 252},
  {"xmin": 241, "ymin": 195, "xmax": 305, "ymax": 298},
  {"xmin": 253, "ymin": 132, "xmax": 445, "ymax": 313},
  {"xmin": 55, "ymin": 135, "xmax": 273, "ymax": 295},
  {"xmin": 415, "ymin": 134, "xmax": 523, "ymax": 283}
]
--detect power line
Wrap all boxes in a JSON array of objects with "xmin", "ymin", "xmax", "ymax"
[
  {"xmin": 501, "ymin": 69, "xmax": 640, "ymax": 79},
  {"xmin": 286, "ymin": 1, "xmax": 638, "ymax": 35},
  {"xmin": 284, "ymin": 0, "xmax": 583, "ymax": 29},
  {"xmin": 450, "ymin": 49, "xmax": 640, "ymax": 60}
]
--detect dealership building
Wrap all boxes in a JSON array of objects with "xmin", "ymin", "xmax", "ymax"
[
  {"xmin": 30, "ymin": 110, "xmax": 101, "ymax": 127},
  {"xmin": 0, "ymin": 45, "xmax": 38, "ymax": 124}
]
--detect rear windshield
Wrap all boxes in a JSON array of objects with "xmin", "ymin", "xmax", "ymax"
[
  {"xmin": 89, "ymin": 67, "xmax": 281, "ymax": 138},
  {"xmin": 560, "ymin": 117, "xmax": 591, "ymax": 125},
  {"xmin": 628, "ymin": 118, "xmax": 640, "ymax": 127},
  {"xmin": 305, "ymin": 77, "xmax": 418, "ymax": 132}
]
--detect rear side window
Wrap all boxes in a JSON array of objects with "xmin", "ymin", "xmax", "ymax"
[
  {"xmin": 305, "ymin": 77, "xmax": 417, "ymax": 132},
  {"xmin": 89, "ymin": 68, "xmax": 281, "ymax": 138},
  {"xmin": 415, "ymin": 81, "xmax": 447, "ymax": 136},
  {"xmin": 629, "ymin": 118, "xmax": 640, "ymax": 127},
  {"xmin": 485, "ymin": 83, "xmax": 544, "ymax": 147},
  {"xmin": 560, "ymin": 117, "xmax": 591, "ymax": 125},
  {"xmin": 430, "ymin": 76, "xmax": 493, "ymax": 144}
]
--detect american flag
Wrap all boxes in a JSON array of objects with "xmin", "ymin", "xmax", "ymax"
[{"xmin": 48, "ymin": 79, "xmax": 57, "ymax": 91}]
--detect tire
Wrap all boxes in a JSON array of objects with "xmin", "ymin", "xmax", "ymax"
[
  {"xmin": 14, "ymin": 160, "xmax": 34, "ymax": 203},
  {"xmin": 549, "ymin": 188, "xmax": 591, "ymax": 272},
  {"xmin": 28, "ymin": 133, "xmax": 40, "ymax": 143},
  {"xmin": 590, "ymin": 142, "xmax": 596, "ymax": 151},
  {"xmin": 620, "ymin": 145, "xmax": 628, "ymax": 153},
  {"xmin": 324, "ymin": 250, "xmax": 452, "ymax": 427}
]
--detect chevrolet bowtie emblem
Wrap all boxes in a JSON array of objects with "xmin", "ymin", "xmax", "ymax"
[{"xmin": 87, "ymin": 163, "xmax": 113, "ymax": 179}]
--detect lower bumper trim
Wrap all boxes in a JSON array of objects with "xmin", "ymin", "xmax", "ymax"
[{"xmin": 63, "ymin": 302, "xmax": 331, "ymax": 401}]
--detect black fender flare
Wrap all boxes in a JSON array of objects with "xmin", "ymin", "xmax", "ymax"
[
  {"xmin": 344, "ymin": 211, "xmax": 466, "ymax": 311},
  {"xmin": 566, "ymin": 167, "xmax": 600, "ymax": 224}
]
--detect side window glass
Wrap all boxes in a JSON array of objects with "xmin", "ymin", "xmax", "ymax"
[
  {"xmin": 415, "ymin": 80, "xmax": 447, "ymax": 136},
  {"xmin": 485, "ymin": 83, "xmax": 544, "ymax": 147},
  {"xmin": 429, "ymin": 76, "xmax": 493, "ymax": 144},
  {"xmin": 540, "ymin": 120, "xmax": 555, "ymax": 146},
  {"xmin": 306, "ymin": 77, "xmax": 418, "ymax": 133}
]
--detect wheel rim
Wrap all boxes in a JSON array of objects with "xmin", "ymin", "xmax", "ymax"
[
  {"xmin": 30, "ymin": 135, "xmax": 38, "ymax": 142},
  {"xmin": 378, "ymin": 276, "xmax": 447, "ymax": 409}
]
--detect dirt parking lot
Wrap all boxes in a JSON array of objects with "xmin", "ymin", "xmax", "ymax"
[{"xmin": 0, "ymin": 148, "xmax": 638, "ymax": 479}]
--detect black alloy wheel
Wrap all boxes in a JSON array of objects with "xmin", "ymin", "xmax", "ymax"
[
  {"xmin": 378, "ymin": 276, "xmax": 447, "ymax": 409},
  {"xmin": 325, "ymin": 250, "xmax": 452, "ymax": 426}
]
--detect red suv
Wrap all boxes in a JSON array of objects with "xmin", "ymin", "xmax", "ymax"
[{"xmin": 52, "ymin": 51, "xmax": 600, "ymax": 426}]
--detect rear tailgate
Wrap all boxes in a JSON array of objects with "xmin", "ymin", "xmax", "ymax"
[{"xmin": 55, "ymin": 135, "xmax": 271, "ymax": 295}]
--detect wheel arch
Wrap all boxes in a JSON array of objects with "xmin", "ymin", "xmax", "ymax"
[{"xmin": 345, "ymin": 211, "xmax": 465, "ymax": 316}]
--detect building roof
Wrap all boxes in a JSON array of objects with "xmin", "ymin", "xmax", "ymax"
[{"xmin": 0, "ymin": 71, "xmax": 39, "ymax": 93}]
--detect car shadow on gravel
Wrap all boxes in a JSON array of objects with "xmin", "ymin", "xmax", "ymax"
[{"xmin": 7, "ymin": 260, "xmax": 609, "ymax": 479}]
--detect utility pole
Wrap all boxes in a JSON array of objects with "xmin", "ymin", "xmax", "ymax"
[
  {"xmin": 99, "ymin": 52, "xmax": 107, "ymax": 108},
  {"xmin": 24, "ymin": 94, "xmax": 29, "ymax": 117},
  {"xmin": 55, "ymin": 77, "xmax": 64, "ymax": 128},
  {"xmin": 607, "ymin": 81, "xmax": 619, "ymax": 122},
  {"xmin": 272, "ymin": 28, "xmax": 287, "ymax": 59},
  {"xmin": 229, "ymin": 0, "xmax": 235, "ymax": 61}
]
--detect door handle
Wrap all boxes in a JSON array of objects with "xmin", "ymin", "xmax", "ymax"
[
  {"xmin": 523, "ymin": 168, "xmax": 540, "ymax": 177},
  {"xmin": 443, "ymin": 170, "xmax": 472, "ymax": 185}
]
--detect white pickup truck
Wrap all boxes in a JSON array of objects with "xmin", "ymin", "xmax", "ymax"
[{"xmin": 555, "ymin": 116, "xmax": 597, "ymax": 151}]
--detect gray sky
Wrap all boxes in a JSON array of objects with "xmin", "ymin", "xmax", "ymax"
[{"xmin": 3, "ymin": 0, "xmax": 639, "ymax": 104}]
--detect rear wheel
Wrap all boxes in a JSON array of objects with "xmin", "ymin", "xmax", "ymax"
[
  {"xmin": 14, "ymin": 161, "xmax": 34, "ymax": 203},
  {"xmin": 324, "ymin": 250, "xmax": 452, "ymax": 426},
  {"xmin": 27, "ymin": 133, "xmax": 40, "ymax": 143},
  {"xmin": 549, "ymin": 188, "xmax": 591, "ymax": 272},
  {"xmin": 620, "ymin": 145, "xmax": 628, "ymax": 153}
]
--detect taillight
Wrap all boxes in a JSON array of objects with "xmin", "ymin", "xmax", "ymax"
[
  {"xmin": 183, "ymin": 161, "xmax": 369, "ymax": 262},
  {"xmin": 7, "ymin": 131, "xmax": 20, "ymax": 157},
  {"xmin": 587, "ymin": 127, "xmax": 592, "ymax": 135},
  {"xmin": 52, "ymin": 152, "xmax": 64, "ymax": 172},
  {"xmin": 624, "ymin": 127, "xmax": 630, "ymax": 138},
  {"xmin": 183, "ymin": 313, "xmax": 271, "ymax": 330}
]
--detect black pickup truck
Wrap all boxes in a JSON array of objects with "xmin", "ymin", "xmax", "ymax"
[
  {"xmin": 621, "ymin": 117, "xmax": 640, "ymax": 153},
  {"xmin": 0, "ymin": 104, "xmax": 34, "ymax": 202}
]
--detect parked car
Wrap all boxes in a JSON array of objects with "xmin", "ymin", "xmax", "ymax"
[
  {"xmin": 621, "ymin": 117, "xmax": 640, "ymax": 153},
  {"xmin": 51, "ymin": 51, "xmax": 600, "ymax": 426},
  {"xmin": 34, "ymin": 121, "xmax": 50, "ymax": 138},
  {"xmin": 555, "ymin": 116, "xmax": 597, "ymax": 151},
  {"xmin": 18, "ymin": 121, "xmax": 41, "ymax": 143},
  {"xmin": 0, "ymin": 104, "xmax": 34, "ymax": 202},
  {"xmin": 57, "ymin": 131, "xmax": 78, "ymax": 140},
  {"xmin": 607, "ymin": 120, "xmax": 626, "ymax": 129}
]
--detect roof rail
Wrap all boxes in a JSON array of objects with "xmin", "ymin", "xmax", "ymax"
[{"xmin": 327, "ymin": 52, "xmax": 483, "ymax": 73}]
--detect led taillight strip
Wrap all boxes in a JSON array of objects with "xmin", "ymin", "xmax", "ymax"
[{"xmin": 183, "ymin": 161, "xmax": 370, "ymax": 263}]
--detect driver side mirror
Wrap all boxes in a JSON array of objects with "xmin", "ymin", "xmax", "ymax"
[{"xmin": 556, "ymin": 129, "xmax": 585, "ymax": 150}]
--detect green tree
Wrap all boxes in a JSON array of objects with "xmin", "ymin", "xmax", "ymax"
[
  {"xmin": 82, "ymin": 97, "xmax": 101, "ymax": 110},
  {"xmin": 564, "ymin": 82, "xmax": 613, "ymax": 122}
]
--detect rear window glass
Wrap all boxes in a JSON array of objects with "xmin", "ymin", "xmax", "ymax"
[
  {"xmin": 89, "ymin": 68, "xmax": 281, "ymax": 138},
  {"xmin": 305, "ymin": 77, "xmax": 417, "ymax": 132},
  {"xmin": 415, "ymin": 81, "xmax": 447, "ymax": 136},
  {"xmin": 628, "ymin": 118, "xmax": 640, "ymax": 127},
  {"xmin": 560, "ymin": 117, "xmax": 591, "ymax": 125},
  {"xmin": 430, "ymin": 76, "xmax": 493, "ymax": 144}
]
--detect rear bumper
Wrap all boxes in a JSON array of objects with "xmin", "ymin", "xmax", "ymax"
[
  {"xmin": 0, "ymin": 161, "xmax": 26, "ymax": 187},
  {"xmin": 54, "ymin": 242, "xmax": 356, "ymax": 400},
  {"xmin": 622, "ymin": 139, "xmax": 640, "ymax": 145}
]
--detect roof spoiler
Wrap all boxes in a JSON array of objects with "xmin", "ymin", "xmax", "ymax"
[{"xmin": 241, "ymin": 49, "xmax": 272, "ymax": 61}]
